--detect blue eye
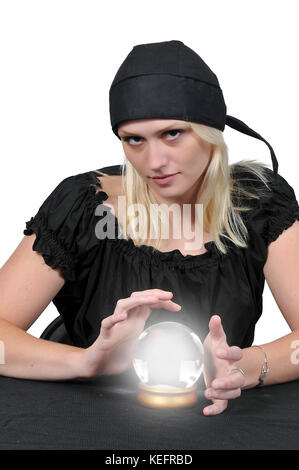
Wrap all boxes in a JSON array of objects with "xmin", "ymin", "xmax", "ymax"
[
  {"xmin": 123, "ymin": 136, "xmax": 143, "ymax": 145},
  {"xmin": 123, "ymin": 129, "xmax": 184, "ymax": 146},
  {"xmin": 165, "ymin": 129, "xmax": 183, "ymax": 139}
]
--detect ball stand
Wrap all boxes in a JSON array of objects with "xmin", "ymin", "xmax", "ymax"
[{"xmin": 136, "ymin": 382, "xmax": 198, "ymax": 409}]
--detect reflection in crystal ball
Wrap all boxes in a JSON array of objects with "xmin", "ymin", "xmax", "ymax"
[{"xmin": 133, "ymin": 322, "xmax": 204, "ymax": 390}]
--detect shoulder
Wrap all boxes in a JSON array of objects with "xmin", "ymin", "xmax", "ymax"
[
  {"xmin": 230, "ymin": 161, "xmax": 299, "ymax": 246},
  {"xmin": 23, "ymin": 166, "xmax": 124, "ymax": 282},
  {"xmin": 230, "ymin": 161, "xmax": 298, "ymax": 207},
  {"xmin": 52, "ymin": 163, "xmax": 124, "ymax": 188},
  {"xmin": 36, "ymin": 164, "xmax": 124, "ymax": 208},
  {"xmin": 91, "ymin": 165, "xmax": 125, "ymax": 216},
  {"xmin": 94, "ymin": 164, "xmax": 124, "ymax": 176}
]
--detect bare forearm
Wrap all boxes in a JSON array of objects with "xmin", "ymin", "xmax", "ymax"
[
  {"xmin": 0, "ymin": 318, "xmax": 89, "ymax": 381},
  {"xmin": 236, "ymin": 329, "xmax": 299, "ymax": 389}
]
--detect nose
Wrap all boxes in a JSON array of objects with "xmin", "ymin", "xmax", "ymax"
[{"xmin": 146, "ymin": 141, "xmax": 168, "ymax": 172}]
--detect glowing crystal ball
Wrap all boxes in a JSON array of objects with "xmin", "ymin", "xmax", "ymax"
[{"xmin": 133, "ymin": 321, "xmax": 204, "ymax": 390}]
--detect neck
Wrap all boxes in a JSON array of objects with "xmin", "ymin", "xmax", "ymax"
[{"xmin": 148, "ymin": 176, "xmax": 203, "ymax": 226}]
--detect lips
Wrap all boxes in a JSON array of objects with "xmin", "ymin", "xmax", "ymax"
[{"xmin": 152, "ymin": 173, "xmax": 178, "ymax": 179}]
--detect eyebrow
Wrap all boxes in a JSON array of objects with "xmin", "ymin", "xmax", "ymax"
[{"xmin": 118, "ymin": 123, "xmax": 188, "ymax": 136}]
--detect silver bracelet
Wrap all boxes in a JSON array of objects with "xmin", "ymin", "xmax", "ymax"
[{"xmin": 252, "ymin": 345, "xmax": 269, "ymax": 387}]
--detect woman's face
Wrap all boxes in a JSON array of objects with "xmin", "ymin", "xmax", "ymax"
[{"xmin": 117, "ymin": 119, "xmax": 213, "ymax": 204}]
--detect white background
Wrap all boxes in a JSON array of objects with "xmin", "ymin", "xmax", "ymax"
[{"xmin": 0, "ymin": 0, "xmax": 298, "ymax": 344}]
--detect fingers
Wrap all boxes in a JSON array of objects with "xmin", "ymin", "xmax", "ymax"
[
  {"xmin": 203, "ymin": 399, "xmax": 228, "ymax": 416},
  {"xmin": 203, "ymin": 370, "xmax": 244, "ymax": 416},
  {"xmin": 102, "ymin": 291, "xmax": 181, "ymax": 332},
  {"xmin": 205, "ymin": 386, "xmax": 241, "ymax": 400},
  {"xmin": 130, "ymin": 290, "xmax": 182, "ymax": 311},
  {"xmin": 208, "ymin": 315, "xmax": 226, "ymax": 341},
  {"xmin": 212, "ymin": 368, "xmax": 245, "ymax": 390},
  {"xmin": 215, "ymin": 345, "xmax": 243, "ymax": 362},
  {"xmin": 119, "ymin": 293, "xmax": 181, "ymax": 312},
  {"xmin": 204, "ymin": 367, "xmax": 245, "ymax": 402},
  {"xmin": 101, "ymin": 311, "xmax": 128, "ymax": 330},
  {"xmin": 131, "ymin": 289, "xmax": 173, "ymax": 297}
]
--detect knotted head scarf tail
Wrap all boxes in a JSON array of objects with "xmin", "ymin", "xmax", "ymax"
[
  {"xmin": 225, "ymin": 115, "xmax": 278, "ymax": 174},
  {"xmin": 109, "ymin": 40, "xmax": 278, "ymax": 174}
]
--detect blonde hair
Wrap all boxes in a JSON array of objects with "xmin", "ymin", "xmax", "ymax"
[{"xmin": 95, "ymin": 121, "xmax": 272, "ymax": 255}]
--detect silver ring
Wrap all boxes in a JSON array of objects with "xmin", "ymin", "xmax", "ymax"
[{"xmin": 229, "ymin": 367, "xmax": 245, "ymax": 376}]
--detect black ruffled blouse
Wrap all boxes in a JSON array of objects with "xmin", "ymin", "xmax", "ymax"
[{"xmin": 23, "ymin": 164, "xmax": 299, "ymax": 350}]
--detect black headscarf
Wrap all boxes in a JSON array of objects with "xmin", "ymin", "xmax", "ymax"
[{"xmin": 109, "ymin": 40, "xmax": 278, "ymax": 173}]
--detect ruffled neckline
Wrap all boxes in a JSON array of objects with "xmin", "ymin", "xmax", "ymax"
[
  {"xmin": 86, "ymin": 170, "xmax": 226, "ymax": 267},
  {"xmin": 108, "ymin": 236, "xmax": 223, "ymax": 268},
  {"xmin": 137, "ymin": 239, "xmax": 217, "ymax": 260}
]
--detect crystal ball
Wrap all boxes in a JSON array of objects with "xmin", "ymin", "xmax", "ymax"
[{"xmin": 133, "ymin": 321, "xmax": 204, "ymax": 390}]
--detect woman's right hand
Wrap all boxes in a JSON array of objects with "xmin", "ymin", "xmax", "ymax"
[{"xmin": 81, "ymin": 289, "xmax": 181, "ymax": 377}]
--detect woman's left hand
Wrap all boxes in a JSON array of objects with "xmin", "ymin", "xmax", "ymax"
[{"xmin": 202, "ymin": 315, "xmax": 245, "ymax": 416}]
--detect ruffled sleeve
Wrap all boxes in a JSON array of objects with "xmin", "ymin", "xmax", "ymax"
[
  {"xmin": 23, "ymin": 171, "xmax": 108, "ymax": 282},
  {"xmin": 258, "ymin": 169, "xmax": 299, "ymax": 245},
  {"xmin": 233, "ymin": 166, "xmax": 299, "ymax": 250}
]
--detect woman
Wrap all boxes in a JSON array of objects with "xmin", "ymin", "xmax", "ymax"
[{"xmin": 0, "ymin": 40, "xmax": 298, "ymax": 417}]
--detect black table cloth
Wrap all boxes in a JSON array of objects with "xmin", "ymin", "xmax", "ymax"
[{"xmin": 0, "ymin": 367, "xmax": 299, "ymax": 451}]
